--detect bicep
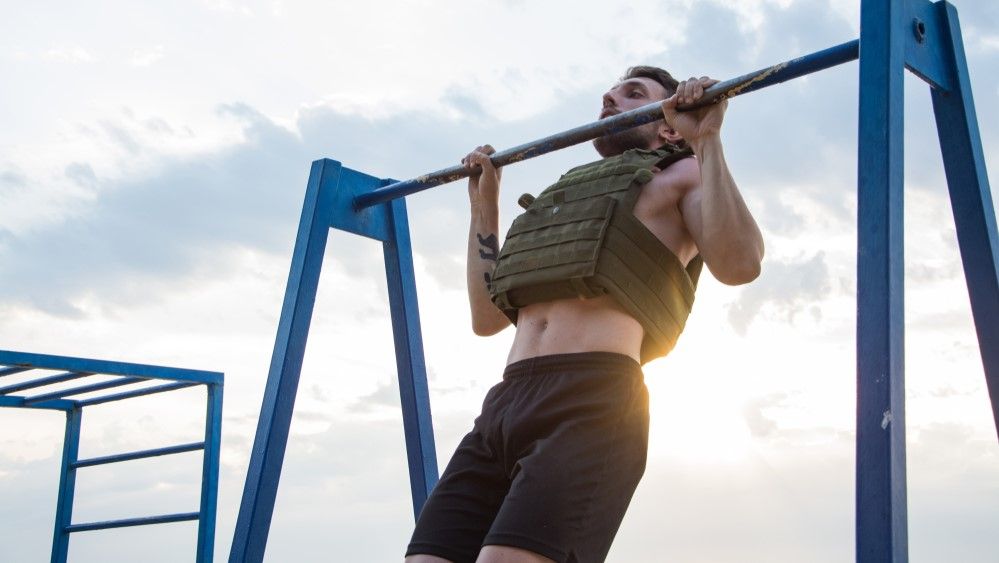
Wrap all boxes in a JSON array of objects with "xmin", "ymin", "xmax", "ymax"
[{"xmin": 679, "ymin": 183, "xmax": 704, "ymax": 244}]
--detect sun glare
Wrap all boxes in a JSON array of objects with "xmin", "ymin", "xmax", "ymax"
[{"xmin": 645, "ymin": 365, "xmax": 755, "ymax": 464}]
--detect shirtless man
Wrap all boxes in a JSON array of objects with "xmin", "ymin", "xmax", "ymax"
[{"xmin": 405, "ymin": 67, "xmax": 764, "ymax": 563}]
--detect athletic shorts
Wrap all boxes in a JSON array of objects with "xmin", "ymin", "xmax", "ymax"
[{"xmin": 406, "ymin": 351, "xmax": 649, "ymax": 563}]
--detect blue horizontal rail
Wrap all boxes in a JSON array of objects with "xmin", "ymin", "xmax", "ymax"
[
  {"xmin": 0, "ymin": 350, "xmax": 223, "ymax": 385},
  {"xmin": 354, "ymin": 39, "xmax": 860, "ymax": 209},
  {"xmin": 65, "ymin": 512, "xmax": 201, "ymax": 533},
  {"xmin": 0, "ymin": 371, "xmax": 93, "ymax": 395},
  {"xmin": 22, "ymin": 376, "xmax": 147, "ymax": 405},
  {"xmin": 76, "ymin": 381, "xmax": 200, "ymax": 407},
  {"xmin": 0, "ymin": 366, "xmax": 32, "ymax": 378},
  {"xmin": 0, "ymin": 395, "xmax": 75, "ymax": 411},
  {"xmin": 72, "ymin": 442, "xmax": 205, "ymax": 468}
]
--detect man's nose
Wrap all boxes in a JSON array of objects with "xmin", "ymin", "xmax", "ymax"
[{"xmin": 602, "ymin": 91, "xmax": 615, "ymax": 107}]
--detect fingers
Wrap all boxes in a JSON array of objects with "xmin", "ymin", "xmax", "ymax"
[
  {"xmin": 674, "ymin": 76, "xmax": 718, "ymax": 105},
  {"xmin": 461, "ymin": 144, "xmax": 496, "ymax": 169}
]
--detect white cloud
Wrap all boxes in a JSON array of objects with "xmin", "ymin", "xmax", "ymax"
[
  {"xmin": 42, "ymin": 46, "xmax": 95, "ymax": 63},
  {"xmin": 129, "ymin": 45, "xmax": 165, "ymax": 67}
]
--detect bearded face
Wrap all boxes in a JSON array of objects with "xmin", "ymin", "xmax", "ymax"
[{"xmin": 592, "ymin": 120, "xmax": 663, "ymax": 157}]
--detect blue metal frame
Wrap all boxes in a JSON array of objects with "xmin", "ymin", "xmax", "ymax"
[
  {"xmin": 854, "ymin": 1, "xmax": 999, "ymax": 561},
  {"xmin": 229, "ymin": 161, "xmax": 438, "ymax": 563},
  {"xmin": 229, "ymin": 1, "xmax": 996, "ymax": 561},
  {"xmin": 856, "ymin": 1, "xmax": 908, "ymax": 561},
  {"xmin": 0, "ymin": 350, "xmax": 223, "ymax": 563}
]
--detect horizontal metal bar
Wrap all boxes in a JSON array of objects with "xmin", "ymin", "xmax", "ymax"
[
  {"xmin": 72, "ymin": 442, "xmax": 206, "ymax": 468},
  {"xmin": 22, "ymin": 376, "xmax": 146, "ymax": 405},
  {"xmin": 0, "ymin": 371, "xmax": 93, "ymax": 395},
  {"xmin": 355, "ymin": 39, "xmax": 860, "ymax": 209},
  {"xmin": 0, "ymin": 350, "xmax": 222, "ymax": 385},
  {"xmin": 0, "ymin": 366, "xmax": 33, "ymax": 378},
  {"xmin": 65, "ymin": 512, "xmax": 200, "ymax": 533},
  {"xmin": 75, "ymin": 381, "xmax": 201, "ymax": 407},
  {"xmin": 0, "ymin": 395, "xmax": 76, "ymax": 411}
]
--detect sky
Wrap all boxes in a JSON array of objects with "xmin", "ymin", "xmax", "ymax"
[{"xmin": 1, "ymin": 0, "xmax": 998, "ymax": 561}]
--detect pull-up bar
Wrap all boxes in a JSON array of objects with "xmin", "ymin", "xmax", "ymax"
[{"xmin": 353, "ymin": 39, "xmax": 859, "ymax": 210}]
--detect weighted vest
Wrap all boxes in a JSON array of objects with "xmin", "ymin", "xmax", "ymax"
[{"xmin": 488, "ymin": 144, "xmax": 703, "ymax": 364}]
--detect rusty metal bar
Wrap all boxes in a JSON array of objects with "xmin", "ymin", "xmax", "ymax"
[{"xmin": 353, "ymin": 39, "xmax": 859, "ymax": 210}]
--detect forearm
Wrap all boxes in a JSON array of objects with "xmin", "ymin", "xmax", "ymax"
[
  {"xmin": 467, "ymin": 201, "xmax": 510, "ymax": 335},
  {"xmin": 690, "ymin": 134, "xmax": 764, "ymax": 284}
]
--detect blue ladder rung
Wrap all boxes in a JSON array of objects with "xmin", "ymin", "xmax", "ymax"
[
  {"xmin": 0, "ymin": 366, "xmax": 32, "ymax": 377},
  {"xmin": 72, "ymin": 442, "xmax": 205, "ymax": 469},
  {"xmin": 22, "ymin": 376, "xmax": 147, "ymax": 405},
  {"xmin": 0, "ymin": 371, "xmax": 93, "ymax": 395},
  {"xmin": 65, "ymin": 512, "xmax": 201, "ymax": 533},
  {"xmin": 77, "ymin": 381, "xmax": 199, "ymax": 407}
]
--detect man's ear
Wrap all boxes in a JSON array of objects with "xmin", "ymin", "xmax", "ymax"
[{"xmin": 659, "ymin": 121, "xmax": 684, "ymax": 145}]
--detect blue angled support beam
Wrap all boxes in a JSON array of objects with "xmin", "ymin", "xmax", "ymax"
[
  {"xmin": 927, "ymin": 2, "xmax": 999, "ymax": 438},
  {"xmin": 230, "ymin": 161, "xmax": 439, "ymax": 562},
  {"xmin": 854, "ymin": 1, "xmax": 999, "ymax": 561}
]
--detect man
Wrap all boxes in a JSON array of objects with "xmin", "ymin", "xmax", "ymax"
[{"xmin": 405, "ymin": 67, "xmax": 764, "ymax": 563}]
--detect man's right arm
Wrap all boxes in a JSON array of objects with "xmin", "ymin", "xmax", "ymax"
[{"xmin": 464, "ymin": 145, "xmax": 512, "ymax": 336}]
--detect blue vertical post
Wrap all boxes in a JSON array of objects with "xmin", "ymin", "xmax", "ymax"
[
  {"xmin": 930, "ymin": 2, "xmax": 999, "ymax": 438},
  {"xmin": 229, "ymin": 159, "xmax": 341, "ymax": 563},
  {"xmin": 382, "ymin": 195, "xmax": 439, "ymax": 517},
  {"xmin": 50, "ymin": 407, "xmax": 81, "ymax": 563},
  {"xmin": 856, "ymin": 0, "xmax": 908, "ymax": 561},
  {"xmin": 198, "ymin": 382, "xmax": 224, "ymax": 563}
]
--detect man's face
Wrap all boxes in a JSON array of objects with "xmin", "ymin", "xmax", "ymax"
[{"xmin": 593, "ymin": 77, "xmax": 669, "ymax": 157}]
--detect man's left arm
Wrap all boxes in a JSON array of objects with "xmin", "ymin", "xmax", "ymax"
[{"xmin": 665, "ymin": 77, "xmax": 764, "ymax": 285}]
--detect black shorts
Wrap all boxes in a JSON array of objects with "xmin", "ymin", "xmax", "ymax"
[{"xmin": 406, "ymin": 352, "xmax": 649, "ymax": 563}]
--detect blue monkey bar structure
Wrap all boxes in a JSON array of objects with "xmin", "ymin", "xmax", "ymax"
[
  {"xmin": 230, "ymin": 1, "xmax": 998, "ymax": 562},
  {"xmin": 0, "ymin": 350, "xmax": 223, "ymax": 563}
]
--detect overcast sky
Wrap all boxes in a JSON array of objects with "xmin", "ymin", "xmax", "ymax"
[{"xmin": 2, "ymin": 1, "xmax": 998, "ymax": 562}]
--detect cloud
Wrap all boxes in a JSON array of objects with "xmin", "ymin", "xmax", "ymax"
[
  {"xmin": 0, "ymin": 104, "xmax": 312, "ymax": 316},
  {"xmin": 742, "ymin": 392, "xmax": 788, "ymax": 438},
  {"xmin": 42, "ymin": 46, "xmax": 95, "ymax": 63},
  {"xmin": 727, "ymin": 252, "xmax": 833, "ymax": 334},
  {"xmin": 129, "ymin": 45, "xmax": 165, "ymax": 67}
]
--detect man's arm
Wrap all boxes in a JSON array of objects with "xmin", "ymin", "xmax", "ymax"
[
  {"xmin": 464, "ymin": 145, "xmax": 512, "ymax": 336},
  {"xmin": 665, "ymin": 77, "xmax": 764, "ymax": 285}
]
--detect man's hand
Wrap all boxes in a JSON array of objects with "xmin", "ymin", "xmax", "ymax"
[
  {"xmin": 661, "ymin": 76, "xmax": 727, "ymax": 148},
  {"xmin": 463, "ymin": 143, "xmax": 511, "ymax": 336},
  {"xmin": 463, "ymin": 144, "xmax": 502, "ymax": 208}
]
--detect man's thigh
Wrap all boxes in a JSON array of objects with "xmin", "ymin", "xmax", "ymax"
[
  {"xmin": 404, "ymin": 546, "xmax": 556, "ymax": 563},
  {"xmin": 484, "ymin": 369, "xmax": 650, "ymax": 562},
  {"xmin": 477, "ymin": 545, "xmax": 557, "ymax": 563}
]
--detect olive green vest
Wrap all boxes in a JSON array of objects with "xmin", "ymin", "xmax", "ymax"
[{"xmin": 488, "ymin": 144, "xmax": 703, "ymax": 364}]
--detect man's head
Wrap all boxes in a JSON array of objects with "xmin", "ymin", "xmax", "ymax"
[{"xmin": 593, "ymin": 65, "xmax": 684, "ymax": 157}]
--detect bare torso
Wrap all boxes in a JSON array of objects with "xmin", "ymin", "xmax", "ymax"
[{"xmin": 507, "ymin": 156, "xmax": 700, "ymax": 364}]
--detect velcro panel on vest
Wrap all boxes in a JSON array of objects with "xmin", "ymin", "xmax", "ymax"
[
  {"xmin": 539, "ymin": 164, "xmax": 648, "ymax": 197},
  {"xmin": 490, "ymin": 196, "xmax": 616, "ymax": 310}
]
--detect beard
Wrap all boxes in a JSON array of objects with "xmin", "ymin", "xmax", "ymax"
[{"xmin": 592, "ymin": 120, "xmax": 662, "ymax": 157}]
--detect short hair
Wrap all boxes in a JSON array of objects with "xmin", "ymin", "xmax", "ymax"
[{"xmin": 622, "ymin": 66, "xmax": 680, "ymax": 98}]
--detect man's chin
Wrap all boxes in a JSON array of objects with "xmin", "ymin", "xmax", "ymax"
[{"xmin": 593, "ymin": 134, "xmax": 643, "ymax": 157}]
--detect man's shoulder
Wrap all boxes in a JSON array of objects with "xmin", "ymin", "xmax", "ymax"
[{"xmin": 651, "ymin": 154, "xmax": 700, "ymax": 192}]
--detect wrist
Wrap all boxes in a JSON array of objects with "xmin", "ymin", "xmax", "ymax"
[{"xmin": 688, "ymin": 132, "xmax": 722, "ymax": 156}]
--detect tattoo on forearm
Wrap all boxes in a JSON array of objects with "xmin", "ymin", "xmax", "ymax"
[
  {"xmin": 477, "ymin": 233, "xmax": 499, "ymax": 261},
  {"xmin": 483, "ymin": 272, "xmax": 492, "ymax": 285}
]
